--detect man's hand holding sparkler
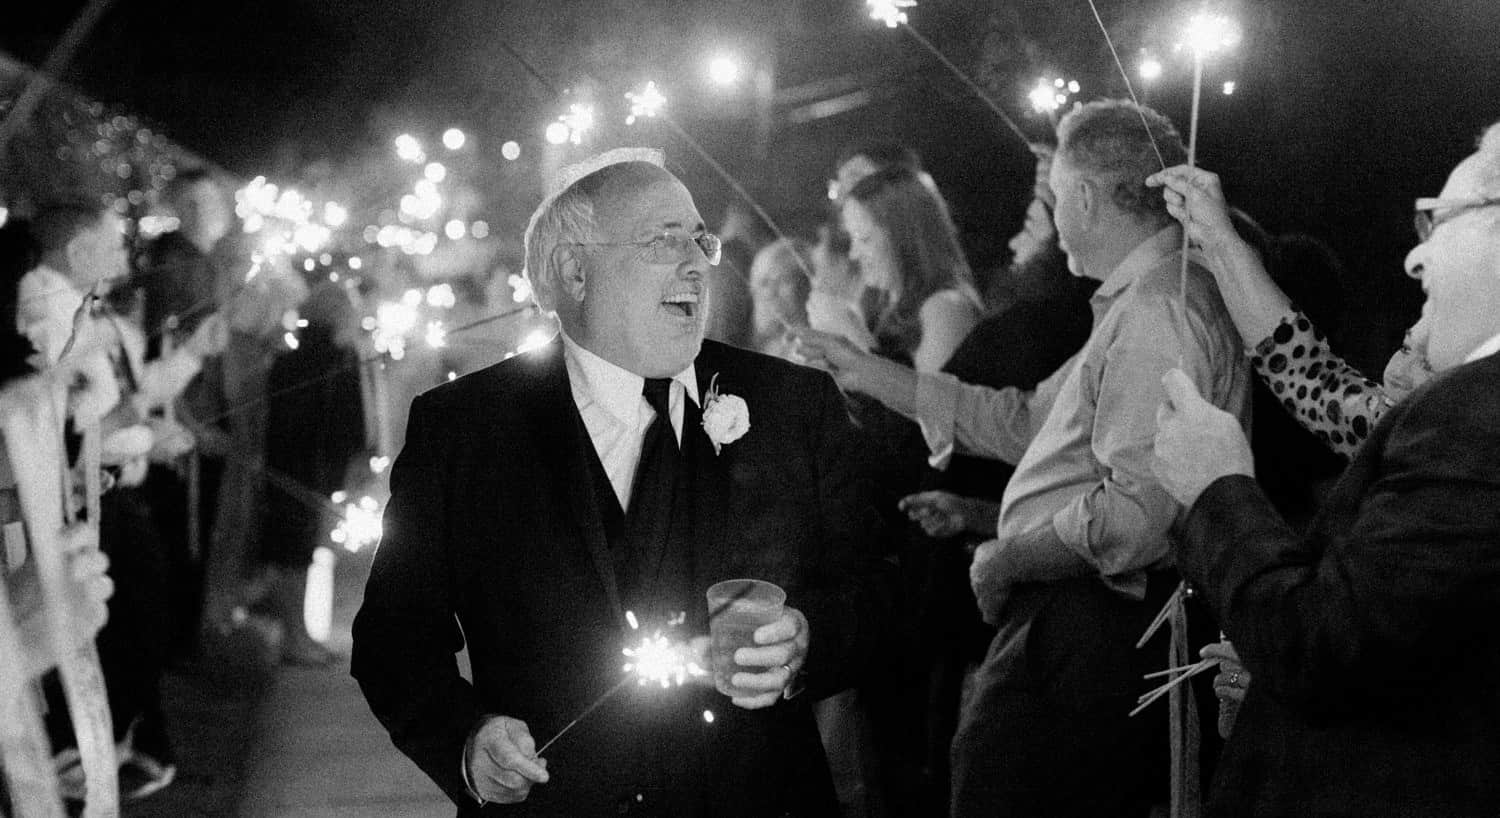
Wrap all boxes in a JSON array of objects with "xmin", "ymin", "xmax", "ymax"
[
  {"xmin": 727, "ymin": 607, "xmax": 810, "ymax": 710},
  {"xmin": 464, "ymin": 715, "xmax": 550, "ymax": 805}
]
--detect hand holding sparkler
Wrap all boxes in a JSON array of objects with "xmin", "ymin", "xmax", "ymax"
[
  {"xmin": 1146, "ymin": 165, "xmax": 1238, "ymax": 256},
  {"xmin": 464, "ymin": 715, "xmax": 550, "ymax": 805}
]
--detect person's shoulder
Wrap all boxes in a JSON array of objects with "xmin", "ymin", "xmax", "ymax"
[
  {"xmin": 698, "ymin": 339, "xmax": 835, "ymax": 406},
  {"xmin": 1399, "ymin": 354, "xmax": 1500, "ymax": 426},
  {"xmin": 416, "ymin": 342, "xmax": 561, "ymax": 415},
  {"xmin": 1380, "ymin": 354, "xmax": 1500, "ymax": 472}
]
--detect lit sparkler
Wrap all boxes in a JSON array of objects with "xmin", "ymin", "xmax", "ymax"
[
  {"xmin": 558, "ymin": 104, "xmax": 595, "ymax": 146},
  {"xmin": 866, "ymin": 0, "xmax": 917, "ymax": 28},
  {"xmin": 535, "ymin": 611, "xmax": 708, "ymax": 755},
  {"xmin": 1028, "ymin": 77, "xmax": 1081, "ymax": 115},
  {"xmin": 1181, "ymin": 12, "xmax": 1241, "ymax": 58},
  {"xmin": 625, "ymin": 82, "xmax": 667, "ymax": 125},
  {"xmin": 330, "ymin": 495, "xmax": 382, "ymax": 552}
]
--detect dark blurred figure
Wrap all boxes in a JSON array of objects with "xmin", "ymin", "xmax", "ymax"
[
  {"xmin": 261, "ymin": 283, "xmax": 365, "ymax": 665},
  {"xmin": 139, "ymin": 169, "xmax": 234, "ymax": 346},
  {"xmin": 136, "ymin": 169, "xmax": 236, "ymax": 660},
  {"xmin": 1235, "ymin": 221, "xmax": 1350, "ymax": 530},
  {"xmin": 706, "ymin": 200, "xmax": 762, "ymax": 348}
]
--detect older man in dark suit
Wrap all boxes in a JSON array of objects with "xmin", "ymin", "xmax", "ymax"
[
  {"xmin": 1152, "ymin": 122, "xmax": 1500, "ymax": 817},
  {"xmin": 351, "ymin": 149, "xmax": 900, "ymax": 817}
]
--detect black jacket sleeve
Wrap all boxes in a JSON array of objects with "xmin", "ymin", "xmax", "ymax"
[{"xmin": 351, "ymin": 393, "xmax": 481, "ymax": 807}]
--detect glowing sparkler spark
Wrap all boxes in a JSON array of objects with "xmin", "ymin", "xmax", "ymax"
[
  {"xmin": 372, "ymin": 300, "xmax": 420, "ymax": 359},
  {"xmin": 622, "ymin": 632, "xmax": 707, "ymax": 689},
  {"xmin": 508, "ymin": 273, "xmax": 533, "ymax": 304},
  {"xmin": 330, "ymin": 495, "xmax": 382, "ymax": 552},
  {"xmin": 866, "ymin": 0, "xmax": 916, "ymax": 28},
  {"xmin": 424, "ymin": 320, "xmax": 448, "ymax": 349},
  {"xmin": 625, "ymin": 82, "xmax": 667, "ymax": 125},
  {"xmin": 1029, "ymin": 77, "xmax": 1080, "ymax": 116},
  {"xmin": 558, "ymin": 105, "xmax": 595, "ymax": 146},
  {"xmin": 1183, "ymin": 13, "xmax": 1240, "ymax": 57}
]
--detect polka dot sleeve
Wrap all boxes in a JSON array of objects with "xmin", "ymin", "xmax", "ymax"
[{"xmin": 1250, "ymin": 311, "xmax": 1395, "ymax": 460}]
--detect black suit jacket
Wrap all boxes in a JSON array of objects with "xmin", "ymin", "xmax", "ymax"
[
  {"xmin": 351, "ymin": 338, "xmax": 900, "ymax": 817},
  {"xmin": 1180, "ymin": 352, "xmax": 1500, "ymax": 817}
]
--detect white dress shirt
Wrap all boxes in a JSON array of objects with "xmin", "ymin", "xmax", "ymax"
[{"xmin": 560, "ymin": 330, "xmax": 699, "ymax": 511}]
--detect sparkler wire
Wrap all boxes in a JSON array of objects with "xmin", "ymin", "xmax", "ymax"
[
  {"xmin": 535, "ymin": 675, "xmax": 635, "ymax": 756},
  {"xmin": 1082, "ymin": 0, "xmax": 1169, "ymax": 170},
  {"xmin": 896, "ymin": 23, "xmax": 1031, "ymax": 149}
]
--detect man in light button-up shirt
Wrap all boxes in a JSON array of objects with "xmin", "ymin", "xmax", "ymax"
[{"xmin": 948, "ymin": 101, "xmax": 1250, "ymax": 818}]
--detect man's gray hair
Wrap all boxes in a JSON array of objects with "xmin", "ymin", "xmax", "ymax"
[
  {"xmin": 1056, "ymin": 99, "xmax": 1187, "ymax": 221},
  {"xmin": 521, "ymin": 148, "xmax": 665, "ymax": 313}
]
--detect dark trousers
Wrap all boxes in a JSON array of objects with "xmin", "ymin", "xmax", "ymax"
[{"xmin": 949, "ymin": 573, "xmax": 1184, "ymax": 818}]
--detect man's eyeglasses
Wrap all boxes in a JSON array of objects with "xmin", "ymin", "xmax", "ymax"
[
  {"xmin": 570, "ymin": 231, "xmax": 723, "ymax": 266},
  {"xmin": 1413, "ymin": 195, "xmax": 1500, "ymax": 242}
]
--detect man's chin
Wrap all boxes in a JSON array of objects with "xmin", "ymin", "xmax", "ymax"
[{"xmin": 640, "ymin": 335, "xmax": 704, "ymax": 378}]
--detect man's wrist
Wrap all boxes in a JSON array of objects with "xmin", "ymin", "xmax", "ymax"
[{"xmin": 461, "ymin": 715, "xmax": 496, "ymax": 806}]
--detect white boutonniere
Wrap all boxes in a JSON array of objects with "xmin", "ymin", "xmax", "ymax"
[{"xmin": 700, "ymin": 373, "xmax": 749, "ymax": 455}]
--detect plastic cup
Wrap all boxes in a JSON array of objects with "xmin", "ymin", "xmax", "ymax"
[{"xmin": 706, "ymin": 579, "xmax": 786, "ymax": 697}]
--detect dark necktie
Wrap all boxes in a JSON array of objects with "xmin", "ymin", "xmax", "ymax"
[{"xmin": 620, "ymin": 377, "xmax": 680, "ymax": 608}]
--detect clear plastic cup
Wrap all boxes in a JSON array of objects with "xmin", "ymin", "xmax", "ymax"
[{"xmin": 706, "ymin": 579, "xmax": 786, "ymax": 697}]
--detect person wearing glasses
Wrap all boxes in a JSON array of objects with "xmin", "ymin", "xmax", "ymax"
[
  {"xmin": 1152, "ymin": 121, "xmax": 1500, "ymax": 816},
  {"xmin": 352, "ymin": 148, "xmax": 900, "ymax": 817}
]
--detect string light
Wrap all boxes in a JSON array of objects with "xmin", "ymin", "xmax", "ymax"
[
  {"xmin": 1139, "ymin": 56, "xmax": 1164, "ymax": 82},
  {"xmin": 501, "ymin": 140, "xmax": 522, "ymax": 160},
  {"xmin": 442, "ymin": 127, "xmax": 466, "ymax": 150}
]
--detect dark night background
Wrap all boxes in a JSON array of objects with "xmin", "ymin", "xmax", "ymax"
[{"xmin": 4, "ymin": 0, "xmax": 1498, "ymax": 369}]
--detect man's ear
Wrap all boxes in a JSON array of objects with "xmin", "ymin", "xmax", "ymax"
[
  {"xmin": 1076, "ymin": 176, "xmax": 1098, "ymax": 220},
  {"xmin": 555, "ymin": 245, "xmax": 587, "ymax": 304}
]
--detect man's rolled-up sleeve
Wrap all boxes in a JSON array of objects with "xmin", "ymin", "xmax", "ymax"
[
  {"xmin": 915, "ymin": 370, "xmax": 1051, "ymax": 470},
  {"xmin": 351, "ymin": 394, "xmax": 482, "ymax": 807}
]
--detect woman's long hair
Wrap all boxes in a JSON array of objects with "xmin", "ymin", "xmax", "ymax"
[{"xmin": 845, "ymin": 167, "xmax": 981, "ymax": 360}]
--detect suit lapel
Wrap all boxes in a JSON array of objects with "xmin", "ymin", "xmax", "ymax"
[
  {"xmin": 689, "ymin": 349, "xmax": 732, "ymax": 599},
  {"xmin": 536, "ymin": 341, "xmax": 626, "ymax": 622}
]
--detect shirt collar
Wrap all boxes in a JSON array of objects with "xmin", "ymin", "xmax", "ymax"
[
  {"xmin": 1090, "ymin": 225, "xmax": 1185, "ymax": 303},
  {"xmin": 1465, "ymin": 331, "xmax": 1500, "ymax": 364},
  {"xmin": 559, "ymin": 329, "xmax": 699, "ymax": 426}
]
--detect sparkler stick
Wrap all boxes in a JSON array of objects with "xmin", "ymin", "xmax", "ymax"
[
  {"xmin": 893, "ymin": 21, "xmax": 1032, "ymax": 148},
  {"xmin": 534, "ymin": 675, "xmax": 634, "ymax": 756},
  {"xmin": 533, "ymin": 612, "xmax": 709, "ymax": 756},
  {"xmin": 1083, "ymin": 0, "xmax": 1168, "ymax": 169},
  {"xmin": 1130, "ymin": 656, "xmax": 1218, "ymax": 717}
]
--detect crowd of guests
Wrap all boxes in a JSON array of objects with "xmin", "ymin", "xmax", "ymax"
[
  {"xmin": 696, "ymin": 100, "xmax": 1498, "ymax": 817},
  {"xmin": 0, "ymin": 170, "xmax": 381, "ymax": 805},
  {"xmin": 4, "ymin": 93, "xmax": 1499, "ymax": 817}
]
